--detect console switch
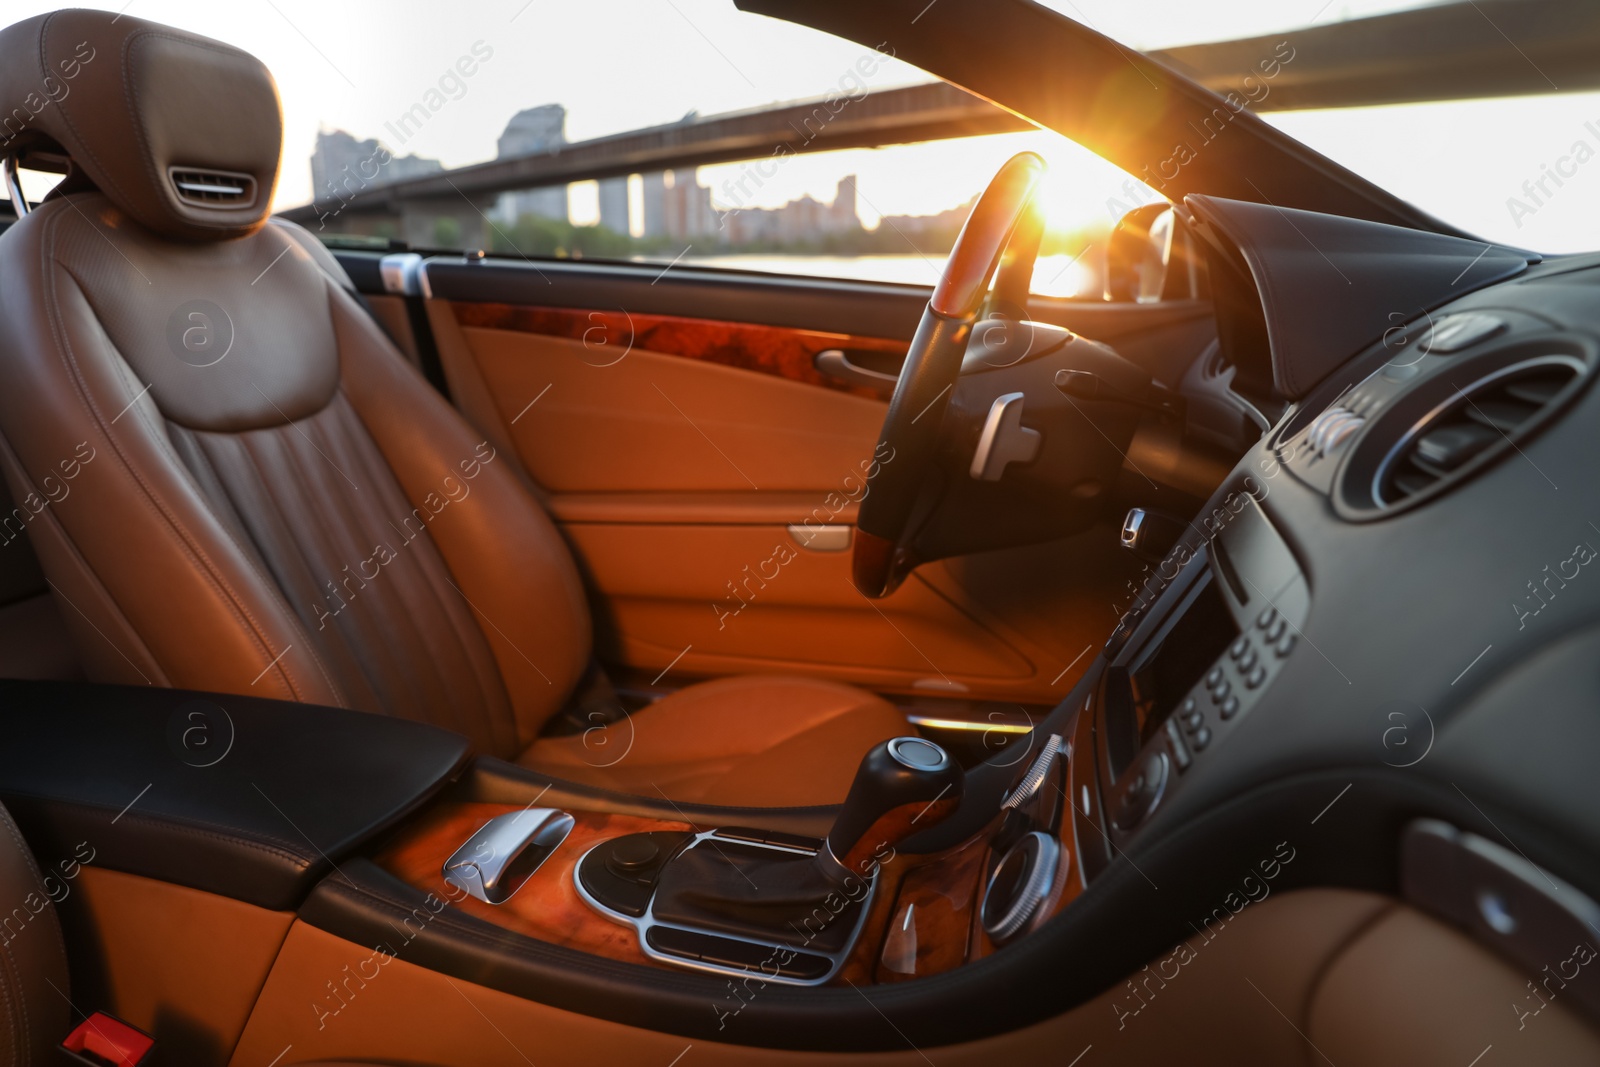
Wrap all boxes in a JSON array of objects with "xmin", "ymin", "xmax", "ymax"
[
  {"xmin": 1164, "ymin": 719, "xmax": 1192, "ymax": 770},
  {"xmin": 1112, "ymin": 751, "xmax": 1169, "ymax": 831},
  {"xmin": 1120, "ymin": 508, "xmax": 1187, "ymax": 563}
]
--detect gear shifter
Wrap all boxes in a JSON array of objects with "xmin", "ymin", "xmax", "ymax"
[
  {"xmin": 575, "ymin": 736, "xmax": 965, "ymax": 984},
  {"xmin": 818, "ymin": 736, "xmax": 964, "ymax": 884}
]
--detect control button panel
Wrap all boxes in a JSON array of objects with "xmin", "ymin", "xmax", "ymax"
[
  {"xmin": 1104, "ymin": 496, "xmax": 1310, "ymax": 841},
  {"xmin": 1153, "ymin": 601, "xmax": 1301, "ymax": 791}
]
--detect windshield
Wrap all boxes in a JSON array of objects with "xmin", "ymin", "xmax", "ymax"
[
  {"xmin": 1265, "ymin": 93, "xmax": 1600, "ymax": 252},
  {"xmin": 1037, "ymin": 0, "xmax": 1600, "ymax": 253}
]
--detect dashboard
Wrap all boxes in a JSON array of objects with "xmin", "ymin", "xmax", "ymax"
[{"xmin": 930, "ymin": 202, "xmax": 1600, "ymax": 1039}]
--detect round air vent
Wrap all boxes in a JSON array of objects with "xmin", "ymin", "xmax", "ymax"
[{"xmin": 1337, "ymin": 349, "xmax": 1590, "ymax": 517}]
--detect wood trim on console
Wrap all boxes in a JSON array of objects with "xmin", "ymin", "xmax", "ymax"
[
  {"xmin": 450, "ymin": 302, "xmax": 905, "ymax": 400},
  {"xmin": 374, "ymin": 800, "xmax": 1075, "ymax": 985},
  {"xmin": 373, "ymin": 801, "xmax": 691, "ymax": 969},
  {"xmin": 874, "ymin": 834, "xmax": 989, "ymax": 982}
]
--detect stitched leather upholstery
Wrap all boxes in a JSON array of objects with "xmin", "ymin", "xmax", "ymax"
[
  {"xmin": 0, "ymin": 801, "xmax": 70, "ymax": 1067},
  {"xmin": 0, "ymin": 8, "xmax": 908, "ymax": 805},
  {"xmin": 0, "ymin": 195, "xmax": 590, "ymax": 754},
  {"xmin": 166, "ymin": 395, "xmax": 522, "ymax": 755},
  {"xmin": 0, "ymin": 10, "xmax": 281, "ymax": 240}
]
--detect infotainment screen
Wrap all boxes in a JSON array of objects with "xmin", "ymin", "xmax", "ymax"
[{"xmin": 1128, "ymin": 574, "xmax": 1239, "ymax": 747}]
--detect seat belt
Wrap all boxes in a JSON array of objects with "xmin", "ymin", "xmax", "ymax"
[{"xmin": 379, "ymin": 251, "xmax": 451, "ymax": 397}]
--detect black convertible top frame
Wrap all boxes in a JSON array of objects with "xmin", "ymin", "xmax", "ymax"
[{"xmin": 740, "ymin": 0, "xmax": 1474, "ymax": 239}]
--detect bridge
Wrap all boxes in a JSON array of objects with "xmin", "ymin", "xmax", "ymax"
[
  {"xmin": 278, "ymin": 0, "xmax": 1600, "ymax": 249},
  {"xmin": 282, "ymin": 81, "xmax": 1031, "ymax": 248}
]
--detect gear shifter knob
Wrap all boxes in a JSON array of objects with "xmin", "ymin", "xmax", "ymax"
[{"xmin": 821, "ymin": 736, "xmax": 963, "ymax": 884}]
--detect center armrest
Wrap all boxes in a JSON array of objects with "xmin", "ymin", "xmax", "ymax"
[{"xmin": 0, "ymin": 679, "xmax": 471, "ymax": 910}]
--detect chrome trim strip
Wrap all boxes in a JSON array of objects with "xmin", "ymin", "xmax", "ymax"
[
  {"xmin": 787, "ymin": 523, "xmax": 851, "ymax": 552},
  {"xmin": 175, "ymin": 180, "xmax": 246, "ymax": 195}
]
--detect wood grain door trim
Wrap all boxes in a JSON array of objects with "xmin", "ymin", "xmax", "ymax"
[{"xmin": 450, "ymin": 301, "xmax": 905, "ymax": 400}]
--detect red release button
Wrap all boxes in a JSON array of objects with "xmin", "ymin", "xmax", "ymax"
[{"xmin": 60, "ymin": 1012, "xmax": 154, "ymax": 1067}]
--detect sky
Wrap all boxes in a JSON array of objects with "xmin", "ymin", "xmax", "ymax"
[{"xmin": 6, "ymin": 0, "xmax": 1600, "ymax": 252}]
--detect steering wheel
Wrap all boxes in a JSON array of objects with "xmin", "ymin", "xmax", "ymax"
[{"xmin": 853, "ymin": 152, "xmax": 1048, "ymax": 597}]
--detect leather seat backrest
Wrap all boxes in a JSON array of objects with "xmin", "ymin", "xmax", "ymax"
[
  {"xmin": 0, "ymin": 10, "xmax": 591, "ymax": 755},
  {"xmin": 0, "ymin": 800, "xmax": 69, "ymax": 1067}
]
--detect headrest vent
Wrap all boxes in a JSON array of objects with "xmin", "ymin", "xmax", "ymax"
[{"xmin": 169, "ymin": 168, "xmax": 256, "ymax": 208}]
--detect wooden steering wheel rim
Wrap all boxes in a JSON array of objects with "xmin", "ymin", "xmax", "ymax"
[{"xmin": 852, "ymin": 152, "xmax": 1048, "ymax": 598}]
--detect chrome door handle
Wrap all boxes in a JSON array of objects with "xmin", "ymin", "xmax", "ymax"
[{"xmin": 815, "ymin": 349, "xmax": 899, "ymax": 396}]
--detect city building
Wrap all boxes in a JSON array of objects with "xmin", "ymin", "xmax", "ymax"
[
  {"xmin": 495, "ymin": 104, "xmax": 569, "ymax": 223},
  {"xmin": 597, "ymin": 175, "xmax": 630, "ymax": 235},
  {"xmin": 309, "ymin": 128, "xmax": 441, "ymax": 207},
  {"xmin": 668, "ymin": 168, "xmax": 718, "ymax": 240},
  {"xmin": 718, "ymin": 176, "xmax": 862, "ymax": 246},
  {"xmin": 640, "ymin": 171, "xmax": 668, "ymax": 238},
  {"xmin": 636, "ymin": 168, "xmax": 718, "ymax": 240},
  {"xmin": 875, "ymin": 195, "xmax": 976, "ymax": 241}
]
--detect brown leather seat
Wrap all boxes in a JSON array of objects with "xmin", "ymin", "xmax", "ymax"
[
  {"xmin": 0, "ymin": 10, "xmax": 906, "ymax": 807},
  {"xmin": 0, "ymin": 801, "xmax": 70, "ymax": 1066}
]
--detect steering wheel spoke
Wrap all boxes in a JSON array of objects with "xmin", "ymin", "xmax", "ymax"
[{"xmin": 852, "ymin": 152, "xmax": 1049, "ymax": 597}]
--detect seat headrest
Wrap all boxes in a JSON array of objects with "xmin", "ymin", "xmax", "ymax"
[{"xmin": 0, "ymin": 8, "xmax": 282, "ymax": 240}]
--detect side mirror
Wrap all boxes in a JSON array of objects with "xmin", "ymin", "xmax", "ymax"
[{"xmin": 1104, "ymin": 204, "xmax": 1205, "ymax": 303}]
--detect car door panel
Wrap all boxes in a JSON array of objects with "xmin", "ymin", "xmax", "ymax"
[
  {"xmin": 451, "ymin": 302, "xmax": 897, "ymax": 399},
  {"xmin": 565, "ymin": 521, "xmax": 1037, "ymax": 684},
  {"xmin": 339, "ymin": 253, "xmax": 1173, "ymax": 702},
  {"xmin": 451, "ymin": 323, "xmax": 888, "ymax": 492},
  {"xmin": 431, "ymin": 304, "xmax": 1047, "ymax": 695}
]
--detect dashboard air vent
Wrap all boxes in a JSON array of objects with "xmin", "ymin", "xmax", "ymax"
[
  {"xmin": 168, "ymin": 168, "xmax": 255, "ymax": 209},
  {"xmin": 1374, "ymin": 356, "xmax": 1582, "ymax": 508}
]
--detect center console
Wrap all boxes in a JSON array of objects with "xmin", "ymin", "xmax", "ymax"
[
  {"xmin": 572, "ymin": 735, "xmax": 962, "ymax": 985},
  {"xmin": 337, "ymin": 713, "xmax": 1087, "ymax": 1004},
  {"xmin": 1086, "ymin": 493, "xmax": 1308, "ymax": 862}
]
